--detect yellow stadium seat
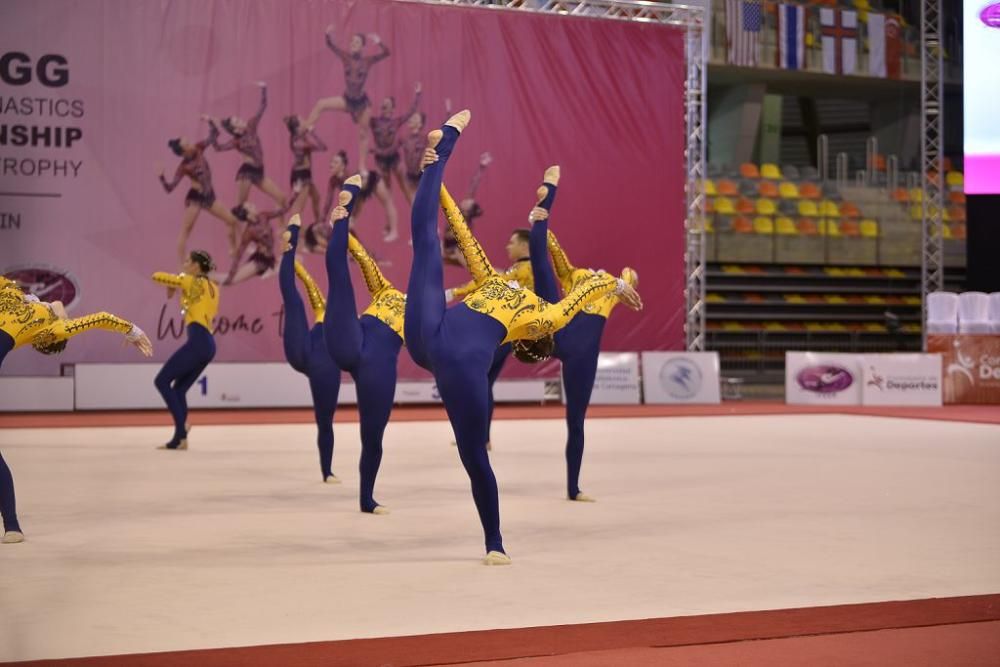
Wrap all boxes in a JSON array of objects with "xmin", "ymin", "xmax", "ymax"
[
  {"xmin": 942, "ymin": 224, "xmax": 953, "ymax": 239},
  {"xmin": 798, "ymin": 200, "xmax": 819, "ymax": 217},
  {"xmin": 760, "ymin": 163, "xmax": 782, "ymax": 180},
  {"xmin": 707, "ymin": 293, "xmax": 726, "ymax": 303},
  {"xmin": 859, "ymin": 219, "xmax": 879, "ymax": 237},
  {"xmin": 704, "ymin": 179, "xmax": 717, "ymax": 196},
  {"xmin": 909, "ymin": 188, "xmax": 923, "ymax": 203},
  {"xmin": 909, "ymin": 204, "xmax": 922, "ymax": 221},
  {"xmin": 820, "ymin": 219, "xmax": 841, "ymax": 236},
  {"xmin": 776, "ymin": 217, "xmax": 797, "ymax": 235},
  {"xmin": 753, "ymin": 216, "xmax": 775, "ymax": 234},
  {"xmin": 819, "ymin": 200, "xmax": 840, "ymax": 217},
  {"xmin": 903, "ymin": 296, "xmax": 921, "ymax": 305},
  {"xmin": 705, "ymin": 218, "xmax": 715, "ymax": 233},
  {"xmin": 865, "ymin": 296, "xmax": 886, "ymax": 305},
  {"xmin": 785, "ymin": 294, "xmax": 806, "ymax": 303},
  {"xmin": 715, "ymin": 197, "xmax": 735, "ymax": 215},
  {"xmin": 885, "ymin": 269, "xmax": 905, "ymax": 278},
  {"xmin": 778, "ymin": 182, "xmax": 800, "ymax": 199},
  {"xmin": 946, "ymin": 171, "xmax": 964, "ymax": 188},
  {"xmin": 826, "ymin": 295, "xmax": 847, "ymax": 304},
  {"xmin": 756, "ymin": 198, "xmax": 777, "ymax": 215}
]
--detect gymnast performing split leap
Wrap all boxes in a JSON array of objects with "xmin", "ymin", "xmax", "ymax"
[
  {"xmin": 528, "ymin": 167, "xmax": 639, "ymax": 502},
  {"xmin": 0, "ymin": 276, "xmax": 152, "ymax": 543},
  {"xmin": 152, "ymin": 251, "xmax": 219, "ymax": 451},
  {"xmin": 321, "ymin": 177, "xmax": 406, "ymax": 514},
  {"xmin": 404, "ymin": 110, "xmax": 643, "ymax": 564},
  {"xmin": 278, "ymin": 220, "xmax": 342, "ymax": 484}
]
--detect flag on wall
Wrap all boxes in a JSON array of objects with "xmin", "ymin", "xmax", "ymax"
[
  {"xmin": 868, "ymin": 12, "xmax": 886, "ymax": 77},
  {"xmin": 820, "ymin": 8, "xmax": 859, "ymax": 75},
  {"xmin": 777, "ymin": 3, "xmax": 806, "ymax": 70},
  {"xmin": 886, "ymin": 15, "xmax": 903, "ymax": 79},
  {"xmin": 727, "ymin": 0, "xmax": 762, "ymax": 67}
]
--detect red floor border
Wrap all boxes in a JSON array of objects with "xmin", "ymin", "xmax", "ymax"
[
  {"xmin": 14, "ymin": 594, "xmax": 1000, "ymax": 667},
  {"xmin": 2, "ymin": 401, "xmax": 998, "ymax": 429}
]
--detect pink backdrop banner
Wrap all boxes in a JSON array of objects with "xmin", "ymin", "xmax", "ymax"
[{"xmin": 0, "ymin": 0, "xmax": 687, "ymax": 378}]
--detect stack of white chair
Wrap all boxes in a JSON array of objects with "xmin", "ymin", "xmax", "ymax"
[
  {"xmin": 958, "ymin": 292, "xmax": 993, "ymax": 334},
  {"xmin": 926, "ymin": 292, "xmax": 958, "ymax": 334},
  {"xmin": 990, "ymin": 293, "xmax": 1000, "ymax": 334}
]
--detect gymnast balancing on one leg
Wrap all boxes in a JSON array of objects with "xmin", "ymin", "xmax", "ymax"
[
  {"xmin": 152, "ymin": 251, "xmax": 220, "ymax": 451},
  {"xmin": 278, "ymin": 221, "xmax": 342, "ymax": 484},
  {"xmin": 0, "ymin": 276, "xmax": 153, "ymax": 543},
  {"xmin": 321, "ymin": 177, "xmax": 405, "ymax": 514},
  {"xmin": 527, "ymin": 168, "xmax": 639, "ymax": 503},
  {"xmin": 404, "ymin": 110, "xmax": 643, "ymax": 564}
]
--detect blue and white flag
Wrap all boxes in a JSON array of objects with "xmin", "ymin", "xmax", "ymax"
[{"xmin": 777, "ymin": 4, "xmax": 806, "ymax": 70}]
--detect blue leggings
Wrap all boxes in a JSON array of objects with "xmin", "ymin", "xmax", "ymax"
[
  {"xmin": 154, "ymin": 322, "xmax": 216, "ymax": 447},
  {"xmin": 0, "ymin": 332, "xmax": 21, "ymax": 533},
  {"xmin": 529, "ymin": 188, "xmax": 607, "ymax": 499},
  {"xmin": 485, "ymin": 343, "xmax": 511, "ymax": 443},
  {"xmin": 280, "ymin": 227, "xmax": 342, "ymax": 481},
  {"xmin": 404, "ymin": 124, "xmax": 508, "ymax": 554},
  {"xmin": 323, "ymin": 186, "xmax": 402, "ymax": 512}
]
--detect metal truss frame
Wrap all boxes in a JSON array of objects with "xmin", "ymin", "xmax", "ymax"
[
  {"xmin": 920, "ymin": 0, "xmax": 944, "ymax": 350},
  {"xmin": 420, "ymin": 0, "xmax": 708, "ymax": 350}
]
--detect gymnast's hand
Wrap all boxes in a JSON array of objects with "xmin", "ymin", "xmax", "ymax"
[
  {"xmin": 125, "ymin": 326, "xmax": 154, "ymax": 357},
  {"xmin": 332, "ymin": 205, "xmax": 349, "ymax": 222},
  {"xmin": 528, "ymin": 206, "xmax": 548, "ymax": 224},
  {"xmin": 420, "ymin": 147, "xmax": 439, "ymax": 170},
  {"xmin": 618, "ymin": 282, "xmax": 643, "ymax": 311}
]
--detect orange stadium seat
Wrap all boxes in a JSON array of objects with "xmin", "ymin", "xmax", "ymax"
[
  {"xmin": 892, "ymin": 188, "xmax": 910, "ymax": 203},
  {"xmin": 952, "ymin": 223, "xmax": 967, "ymax": 239},
  {"xmin": 797, "ymin": 218, "xmax": 819, "ymax": 235},
  {"xmin": 839, "ymin": 221, "xmax": 860, "ymax": 237},
  {"xmin": 740, "ymin": 163, "xmax": 760, "ymax": 179},
  {"xmin": 948, "ymin": 206, "xmax": 966, "ymax": 222},
  {"xmin": 799, "ymin": 182, "xmax": 822, "ymax": 199},
  {"xmin": 732, "ymin": 216, "xmax": 753, "ymax": 233},
  {"xmin": 758, "ymin": 181, "xmax": 780, "ymax": 198},
  {"xmin": 840, "ymin": 202, "xmax": 861, "ymax": 218},
  {"xmin": 706, "ymin": 198, "xmax": 715, "ymax": 213},
  {"xmin": 949, "ymin": 191, "xmax": 966, "ymax": 205},
  {"xmin": 717, "ymin": 179, "xmax": 739, "ymax": 197},
  {"xmin": 736, "ymin": 197, "xmax": 756, "ymax": 214}
]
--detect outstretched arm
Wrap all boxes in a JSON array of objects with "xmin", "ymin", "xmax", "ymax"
[
  {"xmin": 250, "ymin": 83, "xmax": 267, "ymax": 128},
  {"xmin": 440, "ymin": 182, "xmax": 495, "ymax": 286},
  {"xmin": 466, "ymin": 152, "xmax": 491, "ymax": 200},
  {"xmin": 325, "ymin": 28, "xmax": 349, "ymax": 61},
  {"xmin": 347, "ymin": 233, "xmax": 394, "ymax": 297},
  {"xmin": 197, "ymin": 121, "xmax": 219, "ymax": 152},
  {"xmin": 152, "ymin": 272, "xmax": 194, "ymax": 290},
  {"xmin": 536, "ymin": 273, "xmax": 623, "ymax": 332},
  {"xmin": 42, "ymin": 312, "xmax": 153, "ymax": 355},
  {"xmin": 396, "ymin": 84, "xmax": 422, "ymax": 126}
]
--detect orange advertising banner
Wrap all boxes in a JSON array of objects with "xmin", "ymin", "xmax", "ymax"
[{"xmin": 927, "ymin": 335, "xmax": 1000, "ymax": 404}]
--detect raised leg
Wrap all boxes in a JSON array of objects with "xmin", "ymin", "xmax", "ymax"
[
  {"xmin": 259, "ymin": 177, "xmax": 287, "ymax": 207},
  {"xmin": 177, "ymin": 204, "xmax": 201, "ymax": 264},
  {"xmin": 236, "ymin": 178, "xmax": 252, "ymax": 207},
  {"xmin": 404, "ymin": 111, "xmax": 469, "ymax": 369},
  {"xmin": 280, "ymin": 224, "xmax": 310, "ymax": 373},
  {"xmin": 306, "ymin": 96, "xmax": 347, "ymax": 128},
  {"xmin": 322, "ymin": 178, "xmax": 364, "ymax": 371}
]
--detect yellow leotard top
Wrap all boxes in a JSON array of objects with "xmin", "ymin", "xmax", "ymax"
[
  {"xmin": 151, "ymin": 272, "xmax": 219, "ymax": 330},
  {"xmin": 347, "ymin": 232, "xmax": 405, "ymax": 340},
  {"xmin": 451, "ymin": 257, "xmax": 533, "ymax": 299},
  {"xmin": 0, "ymin": 280, "xmax": 135, "ymax": 350},
  {"xmin": 546, "ymin": 231, "xmax": 634, "ymax": 320},
  {"xmin": 293, "ymin": 261, "xmax": 326, "ymax": 325},
  {"xmin": 440, "ymin": 184, "xmax": 621, "ymax": 344}
]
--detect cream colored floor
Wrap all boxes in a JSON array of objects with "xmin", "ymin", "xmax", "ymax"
[{"xmin": 1, "ymin": 415, "xmax": 999, "ymax": 662}]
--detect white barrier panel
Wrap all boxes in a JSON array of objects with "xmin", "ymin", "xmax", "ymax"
[
  {"xmin": 75, "ymin": 363, "xmax": 357, "ymax": 410},
  {"xmin": 0, "ymin": 377, "xmax": 75, "ymax": 412},
  {"xmin": 393, "ymin": 380, "xmax": 546, "ymax": 404},
  {"xmin": 860, "ymin": 354, "xmax": 943, "ymax": 406},
  {"xmin": 785, "ymin": 352, "xmax": 863, "ymax": 405},
  {"xmin": 567, "ymin": 352, "xmax": 641, "ymax": 405},
  {"xmin": 74, "ymin": 365, "xmax": 546, "ymax": 410},
  {"xmin": 641, "ymin": 352, "xmax": 721, "ymax": 404}
]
